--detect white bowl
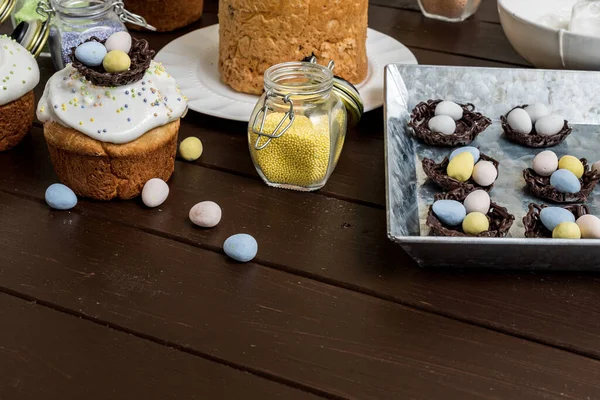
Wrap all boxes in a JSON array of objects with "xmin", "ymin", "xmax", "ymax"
[{"xmin": 498, "ymin": 0, "xmax": 600, "ymax": 70}]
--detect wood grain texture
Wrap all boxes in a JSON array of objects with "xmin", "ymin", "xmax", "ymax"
[
  {"xmin": 0, "ymin": 293, "xmax": 320, "ymax": 400},
  {"xmin": 0, "ymin": 191, "xmax": 600, "ymax": 399}
]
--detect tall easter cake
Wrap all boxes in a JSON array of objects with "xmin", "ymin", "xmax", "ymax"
[
  {"xmin": 218, "ymin": 0, "xmax": 368, "ymax": 95},
  {"xmin": 37, "ymin": 34, "xmax": 188, "ymax": 200},
  {"xmin": 0, "ymin": 36, "xmax": 40, "ymax": 151}
]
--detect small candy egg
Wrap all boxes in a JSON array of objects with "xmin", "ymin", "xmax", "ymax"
[
  {"xmin": 45, "ymin": 183, "xmax": 77, "ymax": 210},
  {"xmin": 428, "ymin": 115, "xmax": 456, "ymax": 135},
  {"xmin": 593, "ymin": 160, "xmax": 600, "ymax": 174},
  {"xmin": 142, "ymin": 178, "xmax": 169, "ymax": 208},
  {"xmin": 432, "ymin": 200, "xmax": 467, "ymax": 226},
  {"xmin": 446, "ymin": 151, "xmax": 474, "ymax": 182},
  {"xmin": 104, "ymin": 31, "xmax": 132, "ymax": 54},
  {"xmin": 576, "ymin": 215, "xmax": 600, "ymax": 239},
  {"xmin": 75, "ymin": 41, "xmax": 107, "ymax": 67},
  {"xmin": 462, "ymin": 212, "xmax": 490, "ymax": 235},
  {"xmin": 535, "ymin": 114, "xmax": 564, "ymax": 136},
  {"xmin": 189, "ymin": 201, "xmax": 222, "ymax": 228},
  {"xmin": 550, "ymin": 169, "xmax": 581, "ymax": 194},
  {"xmin": 449, "ymin": 146, "xmax": 480, "ymax": 163},
  {"xmin": 507, "ymin": 108, "xmax": 532, "ymax": 134},
  {"xmin": 434, "ymin": 100, "xmax": 463, "ymax": 121},
  {"xmin": 558, "ymin": 155, "xmax": 584, "ymax": 179},
  {"xmin": 524, "ymin": 103, "xmax": 550, "ymax": 123},
  {"xmin": 179, "ymin": 137, "xmax": 203, "ymax": 161},
  {"xmin": 463, "ymin": 190, "xmax": 490, "ymax": 214},
  {"xmin": 103, "ymin": 50, "xmax": 131, "ymax": 73},
  {"xmin": 472, "ymin": 160, "xmax": 498, "ymax": 187},
  {"xmin": 224, "ymin": 234, "xmax": 258, "ymax": 262},
  {"xmin": 532, "ymin": 150, "xmax": 558, "ymax": 177},
  {"xmin": 552, "ymin": 221, "xmax": 581, "ymax": 239},
  {"xmin": 540, "ymin": 207, "xmax": 575, "ymax": 231}
]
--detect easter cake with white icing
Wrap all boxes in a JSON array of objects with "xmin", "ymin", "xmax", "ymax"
[
  {"xmin": 0, "ymin": 35, "xmax": 40, "ymax": 151},
  {"xmin": 37, "ymin": 33, "xmax": 188, "ymax": 200}
]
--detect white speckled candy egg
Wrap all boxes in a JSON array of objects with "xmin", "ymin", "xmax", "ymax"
[
  {"xmin": 463, "ymin": 190, "xmax": 490, "ymax": 214},
  {"xmin": 524, "ymin": 103, "xmax": 550, "ymax": 123},
  {"xmin": 592, "ymin": 160, "xmax": 600, "ymax": 174},
  {"xmin": 507, "ymin": 108, "xmax": 532, "ymax": 134},
  {"xmin": 576, "ymin": 215, "xmax": 600, "ymax": 239},
  {"xmin": 105, "ymin": 31, "xmax": 132, "ymax": 54},
  {"xmin": 189, "ymin": 201, "xmax": 222, "ymax": 228},
  {"xmin": 435, "ymin": 101, "xmax": 463, "ymax": 121},
  {"xmin": 472, "ymin": 160, "xmax": 498, "ymax": 187},
  {"xmin": 532, "ymin": 150, "xmax": 559, "ymax": 177},
  {"xmin": 142, "ymin": 178, "xmax": 169, "ymax": 208},
  {"xmin": 535, "ymin": 114, "xmax": 564, "ymax": 136},
  {"xmin": 428, "ymin": 115, "xmax": 456, "ymax": 135}
]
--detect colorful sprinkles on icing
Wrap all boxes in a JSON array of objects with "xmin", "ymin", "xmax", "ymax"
[{"xmin": 0, "ymin": 36, "xmax": 39, "ymax": 106}]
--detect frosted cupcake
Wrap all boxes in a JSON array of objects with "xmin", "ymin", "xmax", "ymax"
[
  {"xmin": 0, "ymin": 36, "xmax": 40, "ymax": 151},
  {"xmin": 37, "ymin": 34, "xmax": 187, "ymax": 200}
]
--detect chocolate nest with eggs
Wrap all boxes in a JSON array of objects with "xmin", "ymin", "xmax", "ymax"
[
  {"xmin": 426, "ymin": 189, "xmax": 515, "ymax": 238},
  {"xmin": 501, "ymin": 105, "xmax": 572, "ymax": 148},
  {"xmin": 523, "ymin": 158, "xmax": 600, "ymax": 203},
  {"xmin": 408, "ymin": 99, "xmax": 491, "ymax": 146},
  {"xmin": 422, "ymin": 152, "xmax": 499, "ymax": 193},
  {"xmin": 523, "ymin": 203, "xmax": 589, "ymax": 238}
]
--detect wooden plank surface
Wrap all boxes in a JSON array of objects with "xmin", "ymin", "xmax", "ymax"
[
  {"xmin": 0, "ymin": 293, "xmax": 321, "ymax": 400},
  {"xmin": 0, "ymin": 191, "xmax": 600, "ymax": 399}
]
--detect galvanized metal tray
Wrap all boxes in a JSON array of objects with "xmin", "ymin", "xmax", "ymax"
[{"xmin": 384, "ymin": 64, "xmax": 600, "ymax": 270}]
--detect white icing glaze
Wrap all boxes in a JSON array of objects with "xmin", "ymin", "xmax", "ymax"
[
  {"xmin": 0, "ymin": 36, "xmax": 40, "ymax": 106},
  {"xmin": 37, "ymin": 61, "xmax": 188, "ymax": 144}
]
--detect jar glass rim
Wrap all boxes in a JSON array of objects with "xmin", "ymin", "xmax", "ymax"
[
  {"xmin": 264, "ymin": 62, "xmax": 333, "ymax": 96},
  {"xmin": 51, "ymin": 0, "xmax": 113, "ymax": 17}
]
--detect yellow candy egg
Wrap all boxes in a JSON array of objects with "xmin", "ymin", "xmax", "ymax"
[
  {"xmin": 179, "ymin": 137, "xmax": 203, "ymax": 161},
  {"xmin": 552, "ymin": 221, "xmax": 581, "ymax": 239},
  {"xmin": 103, "ymin": 50, "xmax": 131, "ymax": 73},
  {"xmin": 558, "ymin": 155, "xmax": 584, "ymax": 179},
  {"xmin": 447, "ymin": 151, "xmax": 474, "ymax": 182},
  {"xmin": 462, "ymin": 212, "xmax": 489, "ymax": 235}
]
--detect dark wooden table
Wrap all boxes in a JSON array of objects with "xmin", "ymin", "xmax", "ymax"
[{"xmin": 2, "ymin": 1, "xmax": 600, "ymax": 399}]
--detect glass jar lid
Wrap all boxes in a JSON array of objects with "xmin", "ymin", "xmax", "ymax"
[{"xmin": 0, "ymin": 0, "xmax": 16, "ymax": 26}]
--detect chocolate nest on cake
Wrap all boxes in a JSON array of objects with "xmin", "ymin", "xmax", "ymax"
[
  {"xmin": 426, "ymin": 189, "xmax": 514, "ymax": 238},
  {"xmin": 523, "ymin": 158, "xmax": 600, "ymax": 203},
  {"xmin": 501, "ymin": 105, "xmax": 572, "ymax": 148},
  {"xmin": 408, "ymin": 99, "xmax": 491, "ymax": 146},
  {"xmin": 523, "ymin": 203, "xmax": 589, "ymax": 238},
  {"xmin": 422, "ymin": 153, "xmax": 499, "ymax": 192},
  {"xmin": 70, "ymin": 36, "xmax": 155, "ymax": 87}
]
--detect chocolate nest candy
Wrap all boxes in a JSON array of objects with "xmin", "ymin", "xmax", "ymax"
[
  {"xmin": 523, "ymin": 203, "xmax": 589, "ymax": 238},
  {"xmin": 70, "ymin": 36, "xmax": 155, "ymax": 87},
  {"xmin": 500, "ymin": 105, "xmax": 572, "ymax": 148},
  {"xmin": 422, "ymin": 152, "xmax": 499, "ymax": 193},
  {"xmin": 426, "ymin": 188, "xmax": 515, "ymax": 238},
  {"xmin": 408, "ymin": 99, "xmax": 491, "ymax": 146},
  {"xmin": 523, "ymin": 158, "xmax": 600, "ymax": 203}
]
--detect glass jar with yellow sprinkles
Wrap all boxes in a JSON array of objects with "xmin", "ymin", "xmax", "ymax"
[{"xmin": 248, "ymin": 60, "xmax": 354, "ymax": 192}]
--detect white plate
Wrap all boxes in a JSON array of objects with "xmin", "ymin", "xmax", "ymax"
[{"xmin": 155, "ymin": 24, "xmax": 417, "ymax": 122}]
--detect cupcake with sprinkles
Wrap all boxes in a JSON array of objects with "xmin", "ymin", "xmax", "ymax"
[
  {"xmin": 0, "ymin": 36, "xmax": 40, "ymax": 151},
  {"xmin": 37, "ymin": 32, "xmax": 188, "ymax": 200}
]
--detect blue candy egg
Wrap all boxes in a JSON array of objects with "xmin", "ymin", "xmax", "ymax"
[
  {"xmin": 45, "ymin": 183, "xmax": 77, "ymax": 210},
  {"xmin": 432, "ymin": 200, "xmax": 467, "ymax": 226},
  {"xmin": 449, "ymin": 146, "xmax": 480, "ymax": 163},
  {"xmin": 224, "ymin": 234, "xmax": 258, "ymax": 263},
  {"xmin": 540, "ymin": 207, "xmax": 576, "ymax": 231},
  {"xmin": 550, "ymin": 169, "xmax": 581, "ymax": 194},
  {"xmin": 75, "ymin": 42, "xmax": 107, "ymax": 67}
]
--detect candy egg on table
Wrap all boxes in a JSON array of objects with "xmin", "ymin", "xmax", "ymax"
[
  {"xmin": 142, "ymin": 178, "xmax": 169, "ymax": 208},
  {"xmin": 558, "ymin": 155, "xmax": 584, "ymax": 179},
  {"xmin": 576, "ymin": 215, "xmax": 600, "ymax": 239},
  {"xmin": 428, "ymin": 115, "xmax": 456, "ymax": 135},
  {"xmin": 462, "ymin": 212, "xmax": 490, "ymax": 235},
  {"xmin": 540, "ymin": 207, "xmax": 576, "ymax": 231},
  {"xmin": 550, "ymin": 169, "xmax": 581, "ymax": 194},
  {"xmin": 506, "ymin": 108, "xmax": 532, "ymax": 134},
  {"xmin": 472, "ymin": 160, "xmax": 497, "ymax": 187},
  {"xmin": 103, "ymin": 50, "xmax": 131, "ymax": 73},
  {"xmin": 535, "ymin": 114, "xmax": 564, "ymax": 136},
  {"xmin": 435, "ymin": 100, "xmax": 463, "ymax": 121},
  {"xmin": 179, "ymin": 136, "xmax": 203, "ymax": 161},
  {"xmin": 463, "ymin": 190, "xmax": 490, "ymax": 214},
  {"xmin": 532, "ymin": 150, "xmax": 558, "ymax": 177},
  {"xmin": 449, "ymin": 146, "xmax": 480, "ymax": 163},
  {"xmin": 446, "ymin": 151, "xmax": 474, "ymax": 182},
  {"xmin": 75, "ymin": 41, "xmax": 107, "ymax": 67},
  {"xmin": 552, "ymin": 221, "xmax": 581, "ymax": 239},
  {"xmin": 432, "ymin": 200, "xmax": 467, "ymax": 226},
  {"xmin": 45, "ymin": 183, "xmax": 77, "ymax": 210},
  {"xmin": 104, "ymin": 31, "xmax": 132, "ymax": 53},
  {"xmin": 189, "ymin": 201, "xmax": 222, "ymax": 228},
  {"xmin": 224, "ymin": 234, "xmax": 258, "ymax": 263},
  {"xmin": 524, "ymin": 103, "xmax": 551, "ymax": 123}
]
